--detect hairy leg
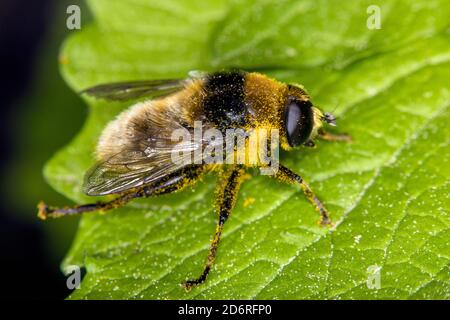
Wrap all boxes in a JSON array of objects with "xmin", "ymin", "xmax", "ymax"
[
  {"xmin": 38, "ymin": 165, "xmax": 206, "ymax": 219},
  {"xmin": 317, "ymin": 128, "xmax": 352, "ymax": 142},
  {"xmin": 272, "ymin": 165, "xmax": 332, "ymax": 226},
  {"xmin": 182, "ymin": 165, "xmax": 246, "ymax": 291}
]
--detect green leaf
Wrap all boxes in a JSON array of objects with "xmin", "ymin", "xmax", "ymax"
[{"xmin": 45, "ymin": 0, "xmax": 450, "ymax": 299}]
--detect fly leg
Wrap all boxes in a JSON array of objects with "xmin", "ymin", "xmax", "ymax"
[
  {"xmin": 38, "ymin": 165, "xmax": 206, "ymax": 220},
  {"xmin": 272, "ymin": 165, "xmax": 332, "ymax": 226},
  {"xmin": 38, "ymin": 192, "xmax": 139, "ymax": 220},
  {"xmin": 317, "ymin": 128, "xmax": 352, "ymax": 142},
  {"xmin": 182, "ymin": 165, "xmax": 246, "ymax": 291}
]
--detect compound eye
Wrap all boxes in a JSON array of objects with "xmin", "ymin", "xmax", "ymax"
[{"xmin": 284, "ymin": 99, "xmax": 313, "ymax": 147}]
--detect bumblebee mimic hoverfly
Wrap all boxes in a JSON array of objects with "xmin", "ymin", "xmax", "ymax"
[{"xmin": 38, "ymin": 71, "xmax": 350, "ymax": 290}]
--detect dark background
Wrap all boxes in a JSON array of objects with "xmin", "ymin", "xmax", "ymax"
[{"xmin": 0, "ymin": 0, "xmax": 88, "ymax": 299}]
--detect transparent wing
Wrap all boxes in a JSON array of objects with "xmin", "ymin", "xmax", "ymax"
[
  {"xmin": 83, "ymin": 138, "xmax": 202, "ymax": 196},
  {"xmin": 80, "ymin": 79, "xmax": 187, "ymax": 101},
  {"xmin": 80, "ymin": 71, "xmax": 208, "ymax": 101}
]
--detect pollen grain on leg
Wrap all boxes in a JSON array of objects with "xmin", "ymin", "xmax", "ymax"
[{"xmin": 37, "ymin": 201, "xmax": 48, "ymax": 220}]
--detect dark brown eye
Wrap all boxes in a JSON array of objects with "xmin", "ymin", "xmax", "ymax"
[{"xmin": 284, "ymin": 99, "xmax": 313, "ymax": 147}]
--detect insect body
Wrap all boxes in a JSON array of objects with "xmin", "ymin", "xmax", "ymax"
[{"xmin": 38, "ymin": 71, "xmax": 350, "ymax": 290}]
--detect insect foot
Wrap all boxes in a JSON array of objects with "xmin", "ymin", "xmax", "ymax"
[
  {"xmin": 319, "ymin": 213, "xmax": 335, "ymax": 227},
  {"xmin": 182, "ymin": 280, "xmax": 199, "ymax": 292},
  {"xmin": 37, "ymin": 201, "xmax": 49, "ymax": 220}
]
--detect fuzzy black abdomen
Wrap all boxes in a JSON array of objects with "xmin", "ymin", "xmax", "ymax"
[{"xmin": 203, "ymin": 71, "xmax": 248, "ymax": 130}]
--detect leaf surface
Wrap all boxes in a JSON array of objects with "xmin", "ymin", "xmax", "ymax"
[{"xmin": 45, "ymin": 0, "xmax": 450, "ymax": 299}]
